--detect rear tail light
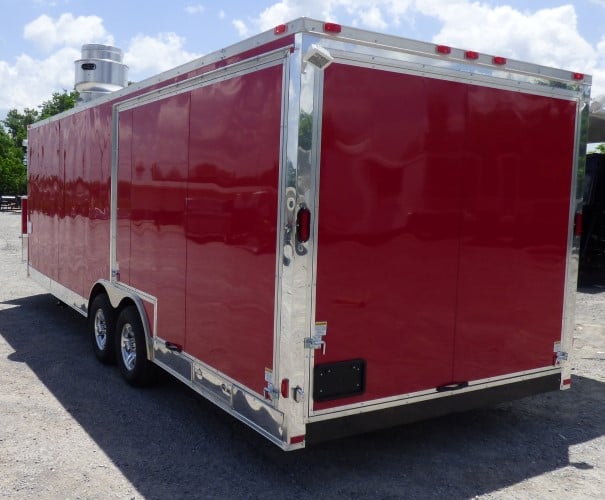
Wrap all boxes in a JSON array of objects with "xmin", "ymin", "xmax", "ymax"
[
  {"xmin": 281, "ymin": 379, "xmax": 289, "ymax": 398},
  {"xmin": 296, "ymin": 206, "xmax": 311, "ymax": 243}
]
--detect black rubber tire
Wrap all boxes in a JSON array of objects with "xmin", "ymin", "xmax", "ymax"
[
  {"xmin": 89, "ymin": 294, "xmax": 116, "ymax": 365},
  {"xmin": 115, "ymin": 305, "xmax": 157, "ymax": 386}
]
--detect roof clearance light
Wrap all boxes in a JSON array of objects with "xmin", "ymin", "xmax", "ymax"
[
  {"xmin": 274, "ymin": 24, "xmax": 287, "ymax": 35},
  {"xmin": 465, "ymin": 50, "xmax": 479, "ymax": 60},
  {"xmin": 493, "ymin": 56, "xmax": 507, "ymax": 65},
  {"xmin": 436, "ymin": 45, "xmax": 451, "ymax": 55},
  {"xmin": 572, "ymin": 72, "xmax": 584, "ymax": 81},
  {"xmin": 324, "ymin": 22, "xmax": 342, "ymax": 33}
]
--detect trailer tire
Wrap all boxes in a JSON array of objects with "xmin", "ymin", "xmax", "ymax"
[
  {"xmin": 115, "ymin": 305, "xmax": 156, "ymax": 386},
  {"xmin": 89, "ymin": 294, "xmax": 116, "ymax": 364}
]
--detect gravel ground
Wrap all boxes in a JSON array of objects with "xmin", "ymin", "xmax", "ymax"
[{"xmin": 1, "ymin": 210, "xmax": 605, "ymax": 499}]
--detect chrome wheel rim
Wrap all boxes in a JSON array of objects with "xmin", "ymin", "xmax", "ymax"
[
  {"xmin": 94, "ymin": 309, "xmax": 107, "ymax": 351},
  {"xmin": 120, "ymin": 323, "xmax": 136, "ymax": 371}
]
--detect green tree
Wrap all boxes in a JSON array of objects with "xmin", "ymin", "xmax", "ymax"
[
  {"xmin": 0, "ymin": 127, "xmax": 26, "ymax": 195},
  {"xmin": 3, "ymin": 107, "xmax": 37, "ymax": 151},
  {"xmin": 38, "ymin": 90, "xmax": 79, "ymax": 121},
  {"xmin": 595, "ymin": 143, "xmax": 605, "ymax": 154}
]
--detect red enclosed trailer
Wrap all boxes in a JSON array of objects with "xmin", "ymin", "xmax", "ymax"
[{"xmin": 26, "ymin": 18, "xmax": 587, "ymax": 450}]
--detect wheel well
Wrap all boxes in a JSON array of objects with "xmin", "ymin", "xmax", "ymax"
[
  {"xmin": 117, "ymin": 297, "xmax": 137, "ymax": 315},
  {"xmin": 88, "ymin": 283, "xmax": 136, "ymax": 317},
  {"xmin": 88, "ymin": 284, "xmax": 109, "ymax": 317}
]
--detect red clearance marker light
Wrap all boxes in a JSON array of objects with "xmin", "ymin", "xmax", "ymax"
[
  {"xmin": 574, "ymin": 212, "xmax": 583, "ymax": 237},
  {"xmin": 290, "ymin": 435, "xmax": 305, "ymax": 444},
  {"xmin": 465, "ymin": 50, "xmax": 479, "ymax": 60},
  {"xmin": 281, "ymin": 379, "xmax": 289, "ymax": 398},
  {"xmin": 296, "ymin": 206, "xmax": 311, "ymax": 243},
  {"xmin": 493, "ymin": 56, "xmax": 507, "ymax": 65},
  {"xmin": 436, "ymin": 45, "xmax": 451, "ymax": 55},
  {"xmin": 572, "ymin": 72, "xmax": 584, "ymax": 81},
  {"xmin": 563, "ymin": 378, "xmax": 572, "ymax": 386},
  {"xmin": 274, "ymin": 24, "xmax": 287, "ymax": 35},
  {"xmin": 324, "ymin": 22, "xmax": 342, "ymax": 33}
]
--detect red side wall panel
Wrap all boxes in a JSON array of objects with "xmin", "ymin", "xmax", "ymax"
[
  {"xmin": 128, "ymin": 94, "xmax": 190, "ymax": 348},
  {"xmin": 29, "ymin": 120, "xmax": 62, "ymax": 282},
  {"xmin": 114, "ymin": 65, "xmax": 283, "ymax": 394},
  {"xmin": 29, "ymin": 105, "xmax": 112, "ymax": 300},
  {"xmin": 185, "ymin": 65, "xmax": 282, "ymax": 394},
  {"xmin": 59, "ymin": 113, "xmax": 86, "ymax": 298},
  {"xmin": 83, "ymin": 106, "xmax": 112, "ymax": 290}
]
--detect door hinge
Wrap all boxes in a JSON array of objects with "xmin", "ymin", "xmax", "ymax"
[
  {"xmin": 264, "ymin": 382, "xmax": 279, "ymax": 401},
  {"xmin": 304, "ymin": 336, "xmax": 326, "ymax": 355}
]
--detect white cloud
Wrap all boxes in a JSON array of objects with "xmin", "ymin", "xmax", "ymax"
[
  {"xmin": 594, "ymin": 36, "xmax": 605, "ymax": 97},
  {"xmin": 0, "ymin": 47, "xmax": 79, "ymax": 113},
  {"xmin": 356, "ymin": 6, "xmax": 387, "ymax": 30},
  {"xmin": 124, "ymin": 33, "xmax": 200, "ymax": 77},
  {"xmin": 1, "ymin": 19, "xmax": 201, "ymax": 117},
  {"xmin": 232, "ymin": 19, "xmax": 249, "ymax": 37},
  {"xmin": 255, "ymin": 0, "xmax": 337, "ymax": 30},
  {"xmin": 24, "ymin": 13, "xmax": 113, "ymax": 52},
  {"xmin": 219, "ymin": 10, "xmax": 226, "ymax": 20},
  {"xmin": 415, "ymin": 2, "xmax": 595, "ymax": 72},
  {"xmin": 185, "ymin": 3, "xmax": 205, "ymax": 15}
]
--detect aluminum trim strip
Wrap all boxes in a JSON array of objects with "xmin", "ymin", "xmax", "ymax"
[
  {"xmin": 298, "ymin": 18, "xmax": 591, "ymax": 85},
  {"xmin": 305, "ymin": 36, "xmax": 327, "ymax": 420},
  {"xmin": 324, "ymin": 45, "xmax": 582, "ymax": 100},
  {"xmin": 152, "ymin": 336, "xmax": 291, "ymax": 449},
  {"xmin": 560, "ymin": 90, "xmax": 590, "ymax": 388},
  {"xmin": 114, "ymin": 48, "xmax": 290, "ymax": 113},
  {"xmin": 308, "ymin": 366, "xmax": 562, "ymax": 422},
  {"xmin": 110, "ymin": 107, "xmax": 119, "ymax": 282},
  {"xmin": 275, "ymin": 32, "xmax": 312, "ymax": 442},
  {"xmin": 272, "ymin": 55, "xmax": 290, "ymax": 401}
]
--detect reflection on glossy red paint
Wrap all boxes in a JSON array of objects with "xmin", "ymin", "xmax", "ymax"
[
  {"xmin": 185, "ymin": 65, "xmax": 282, "ymax": 394},
  {"xmin": 314, "ymin": 64, "xmax": 576, "ymax": 411},
  {"xmin": 28, "ymin": 105, "xmax": 112, "ymax": 294}
]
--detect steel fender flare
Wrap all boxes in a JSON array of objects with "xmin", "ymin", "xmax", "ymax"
[{"xmin": 89, "ymin": 280, "xmax": 155, "ymax": 361}]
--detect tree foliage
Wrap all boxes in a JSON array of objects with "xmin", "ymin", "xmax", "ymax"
[
  {"xmin": 595, "ymin": 143, "xmax": 605, "ymax": 154},
  {"xmin": 0, "ymin": 90, "xmax": 78, "ymax": 195}
]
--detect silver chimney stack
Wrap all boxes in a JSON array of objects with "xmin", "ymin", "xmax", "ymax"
[{"xmin": 75, "ymin": 44, "xmax": 128, "ymax": 105}]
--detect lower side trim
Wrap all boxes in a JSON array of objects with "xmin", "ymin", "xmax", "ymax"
[
  {"xmin": 28, "ymin": 266, "xmax": 88, "ymax": 316},
  {"xmin": 305, "ymin": 373, "xmax": 561, "ymax": 445}
]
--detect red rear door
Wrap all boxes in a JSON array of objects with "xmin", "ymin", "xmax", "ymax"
[{"xmin": 312, "ymin": 62, "xmax": 576, "ymax": 412}]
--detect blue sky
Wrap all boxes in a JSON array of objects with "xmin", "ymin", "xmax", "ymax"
[{"xmin": 1, "ymin": 0, "xmax": 605, "ymax": 122}]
